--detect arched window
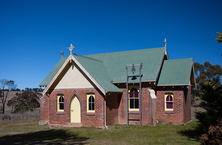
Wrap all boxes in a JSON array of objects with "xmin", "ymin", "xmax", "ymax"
[
  {"xmin": 165, "ymin": 94, "xmax": 173, "ymax": 111},
  {"xmin": 57, "ymin": 95, "xmax": 64, "ymax": 112},
  {"xmin": 87, "ymin": 94, "xmax": 95, "ymax": 113},
  {"xmin": 129, "ymin": 88, "xmax": 139, "ymax": 110}
]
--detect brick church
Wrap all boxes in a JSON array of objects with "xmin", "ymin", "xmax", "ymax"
[{"xmin": 39, "ymin": 42, "xmax": 196, "ymax": 127}]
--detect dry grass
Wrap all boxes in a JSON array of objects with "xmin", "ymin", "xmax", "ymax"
[{"xmin": 0, "ymin": 111, "xmax": 39, "ymax": 126}]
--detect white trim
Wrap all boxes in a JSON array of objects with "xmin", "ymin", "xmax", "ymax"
[
  {"xmin": 128, "ymin": 85, "xmax": 139, "ymax": 111},
  {"xmin": 54, "ymin": 87, "xmax": 94, "ymax": 89},
  {"xmin": 164, "ymin": 47, "xmax": 169, "ymax": 60},
  {"xmin": 43, "ymin": 55, "xmax": 106, "ymax": 95},
  {"xmin": 155, "ymin": 47, "xmax": 168, "ymax": 84},
  {"xmin": 149, "ymin": 89, "xmax": 156, "ymax": 99},
  {"xmin": 43, "ymin": 56, "xmax": 71, "ymax": 95},
  {"xmin": 165, "ymin": 94, "xmax": 173, "ymax": 111},
  {"xmin": 57, "ymin": 94, "xmax": 64, "ymax": 112},
  {"xmin": 87, "ymin": 93, "xmax": 95, "ymax": 113},
  {"xmin": 191, "ymin": 62, "xmax": 196, "ymax": 88},
  {"xmin": 70, "ymin": 55, "xmax": 106, "ymax": 94}
]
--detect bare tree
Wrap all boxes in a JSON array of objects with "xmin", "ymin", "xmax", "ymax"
[{"xmin": 0, "ymin": 79, "xmax": 17, "ymax": 114}]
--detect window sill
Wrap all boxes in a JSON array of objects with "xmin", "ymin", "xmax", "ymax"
[
  {"xmin": 56, "ymin": 111, "xmax": 65, "ymax": 115},
  {"xmin": 128, "ymin": 111, "xmax": 140, "ymax": 114},
  {"xmin": 164, "ymin": 111, "xmax": 174, "ymax": 114},
  {"xmin": 86, "ymin": 112, "xmax": 95, "ymax": 116}
]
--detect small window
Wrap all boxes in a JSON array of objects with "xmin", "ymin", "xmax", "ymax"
[
  {"xmin": 129, "ymin": 87, "xmax": 139, "ymax": 111},
  {"xmin": 87, "ymin": 94, "xmax": 95, "ymax": 113},
  {"xmin": 165, "ymin": 94, "xmax": 173, "ymax": 111},
  {"xmin": 58, "ymin": 95, "xmax": 64, "ymax": 112}
]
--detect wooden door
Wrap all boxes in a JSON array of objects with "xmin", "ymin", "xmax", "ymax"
[{"xmin": 70, "ymin": 96, "xmax": 81, "ymax": 123}]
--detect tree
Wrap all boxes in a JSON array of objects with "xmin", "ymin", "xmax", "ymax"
[
  {"xmin": 20, "ymin": 90, "xmax": 40, "ymax": 112},
  {"xmin": 7, "ymin": 96, "xmax": 19, "ymax": 113},
  {"xmin": 216, "ymin": 32, "xmax": 222, "ymax": 43},
  {"xmin": 0, "ymin": 79, "xmax": 17, "ymax": 114},
  {"xmin": 192, "ymin": 62, "xmax": 222, "ymax": 101},
  {"xmin": 7, "ymin": 90, "xmax": 40, "ymax": 113},
  {"xmin": 195, "ymin": 80, "xmax": 222, "ymax": 132},
  {"xmin": 15, "ymin": 88, "xmax": 21, "ymax": 91}
]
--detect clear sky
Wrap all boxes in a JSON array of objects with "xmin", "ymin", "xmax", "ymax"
[{"xmin": 0, "ymin": 0, "xmax": 221, "ymax": 90}]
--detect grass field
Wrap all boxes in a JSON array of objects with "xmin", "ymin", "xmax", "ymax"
[{"xmin": 0, "ymin": 114, "xmax": 202, "ymax": 145}]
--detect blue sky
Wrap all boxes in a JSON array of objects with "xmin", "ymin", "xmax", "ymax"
[{"xmin": 0, "ymin": 0, "xmax": 221, "ymax": 89}]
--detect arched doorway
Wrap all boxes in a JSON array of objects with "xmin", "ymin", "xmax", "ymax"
[{"xmin": 70, "ymin": 96, "xmax": 81, "ymax": 123}]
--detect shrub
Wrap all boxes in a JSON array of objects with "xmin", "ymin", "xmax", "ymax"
[
  {"xmin": 200, "ymin": 118, "xmax": 222, "ymax": 145},
  {"xmin": 0, "ymin": 111, "xmax": 39, "ymax": 122}
]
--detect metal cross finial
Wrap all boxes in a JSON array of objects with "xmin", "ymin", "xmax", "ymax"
[
  {"xmin": 60, "ymin": 51, "xmax": 64, "ymax": 58},
  {"xmin": 68, "ymin": 43, "xmax": 75, "ymax": 55},
  {"xmin": 164, "ymin": 38, "xmax": 167, "ymax": 48}
]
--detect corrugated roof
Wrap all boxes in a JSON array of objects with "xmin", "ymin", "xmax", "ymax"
[
  {"xmin": 157, "ymin": 58, "xmax": 193, "ymax": 86},
  {"xmin": 85, "ymin": 47, "xmax": 166, "ymax": 83},
  {"xmin": 40, "ymin": 47, "xmax": 189, "ymax": 93},
  {"xmin": 40, "ymin": 57, "xmax": 67, "ymax": 86},
  {"xmin": 73, "ymin": 54, "xmax": 122, "ymax": 92}
]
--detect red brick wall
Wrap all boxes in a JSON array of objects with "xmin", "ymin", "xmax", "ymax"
[
  {"xmin": 40, "ymin": 83, "xmax": 189, "ymax": 127},
  {"xmin": 106, "ymin": 93, "xmax": 119, "ymax": 125},
  {"xmin": 40, "ymin": 94, "xmax": 49, "ymax": 121},
  {"xmin": 43, "ymin": 88, "xmax": 105, "ymax": 127},
  {"xmin": 156, "ymin": 86, "xmax": 187, "ymax": 124},
  {"xmin": 183, "ymin": 86, "xmax": 191, "ymax": 123},
  {"xmin": 118, "ymin": 86, "xmax": 153, "ymax": 126}
]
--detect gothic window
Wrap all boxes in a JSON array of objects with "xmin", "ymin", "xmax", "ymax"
[
  {"xmin": 165, "ymin": 94, "xmax": 173, "ymax": 111},
  {"xmin": 58, "ymin": 95, "xmax": 64, "ymax": 112},
  {"xmin": 129, "ymin": 87, "xmax": 139, "ymax": 110}
]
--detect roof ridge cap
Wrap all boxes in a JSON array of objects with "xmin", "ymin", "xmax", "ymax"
[
  {"xmin": 165, "ymin": 58, "xmax": 193, "ymax": 61},
  {"xmin": 84, "ymin": 47, "xmax": 165, "ymax": 56},
  {"xmin": 72, "ymin": 53, "xmax": 103, "ymax": 62}
]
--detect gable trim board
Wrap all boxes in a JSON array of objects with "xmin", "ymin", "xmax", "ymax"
[
  {"xmin": 40, "ymin": 57, "xmax": 67, "ymax": 87},
  {"xmin": 43, "ymin": 55, "xmax": 106, "ymax": 95},
  {"xmin": 154, "ymin": 48, "xmax": 168, "ymax": 84}
]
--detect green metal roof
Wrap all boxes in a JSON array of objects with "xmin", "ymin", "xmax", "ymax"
[
  {"xmin": 41, "ymin": 47, "xmax": 195, "ymax": 93},
  {"xmin": 73, "ymin": 54, "xmax": 123, "ymax": 92},
  {"xmin": 40, "ymin": 57, "xmax": 67, "ymax": 86},
  {"xmin": 85, "ymin": 47, "xmax": 166, "ymax": 83},
  {"xmin": 157, "ymin": 58, "xmax": 193, "ymax": 86}
]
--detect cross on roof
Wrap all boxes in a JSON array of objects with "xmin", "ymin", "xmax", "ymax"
[
  {"xmin": 68, "ymin": 43, "xmax": 75, "ymax": 55},
  {"xmin": 164, "ymin": 38, "xmax": 167, "ymax": 48}
]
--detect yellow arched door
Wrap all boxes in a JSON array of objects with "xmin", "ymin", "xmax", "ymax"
[{"xmin": 70, "ymin": 96, "xmax": 81, "ymax": 123}]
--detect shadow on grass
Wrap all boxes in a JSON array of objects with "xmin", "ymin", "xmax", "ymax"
[
  {"xmin": 0, "ymin": 129, "xmax": 89, "ymax": 145},
  {"xmin": 178, "ymin": 126, "xmax": 203, "ymax": 142}
]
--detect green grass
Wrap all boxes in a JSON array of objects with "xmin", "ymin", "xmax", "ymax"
[{"xmin": 0, "ymin": 119, "xmax": 202, "ymax": 145}]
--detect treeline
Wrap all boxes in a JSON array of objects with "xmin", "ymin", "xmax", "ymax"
[
  {"xmin": 10, "ymin": 87, "xmax": 43, "ymax": 92},
  {"xmin": 0, "ymin": 79, "xmax": 42, "ymax": 114}
]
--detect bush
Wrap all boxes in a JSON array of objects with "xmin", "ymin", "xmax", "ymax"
[
  {"xmin": 0, "ymin": 111, "xmax": 39, "ymax": 122},
  {"xmin": 200, "ymin": 118, "xmax": 222, "ymax": 145}
]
